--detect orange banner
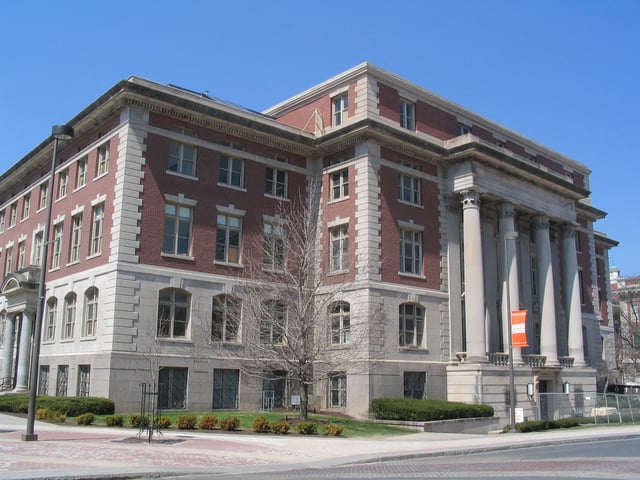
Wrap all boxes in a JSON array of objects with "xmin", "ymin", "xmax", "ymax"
[{"xmin": 511, "ymin": 310, "xmax": 528, "ymax": 348}]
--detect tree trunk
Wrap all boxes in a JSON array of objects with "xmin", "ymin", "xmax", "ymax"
[{"xmin": 299, "ymin": 383, "xmax": 309, "ymax": 420}]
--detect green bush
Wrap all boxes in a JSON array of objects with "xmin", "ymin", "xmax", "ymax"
[
  {"xmin": 199, "ymin": 415, "xmax": 218, "ymax": 430},
  {"xmin": 128, "ymin": 414, "xmax": 149, "ymax": 428},
  {"xmin": 370, "ymin": 398, "xmax": 494, "ymax": 422},
  {"xmin": 512, "ymin": 418, "xmax": 581, "ymax": 433},
  {"xmin": 0, "ymin": 394, "xmax": 114, "ymax": 416},
  {"xmin": 252, "ymin": 415, "xmax": 271, "ymax": 433},
  {"xmin": 154, "ymin": 416, "xmax": 172, "ymax": 429},
  {"xmin": 322, "ymin": 423, "xmax": 344, "ymax": 436},
  {"xmin": 105, "ymin": 415, "xmax": 125, "ymax": 427},
  {"xmin": 38, "ymin": 409, "xmax": 66, "ymax": 423},
  {"xmin": 296, "ymin": 421, "xmax": 319, "ymax": 435},
  {"xmin": 36, "ymin": 408, "xmax": 49, "ymax": 420},
  {"xmin": 270, "ymin": 420, "xmax": 290, "ymax": 434},
  {"xmin": 176, "ymin": 415, "xmax": 197, "ymax": 430},
  {"xmin": 76, "ymin": 413, "xmax": 95, "ymax": 425},
  {"xmin": 220, "ymin": 416, "xmax": 240, "ymax": 431}
]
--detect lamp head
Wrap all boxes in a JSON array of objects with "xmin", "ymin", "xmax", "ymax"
[{"xmin": 51, "ymin": 125, "xmax": 74, "ymax": 141}]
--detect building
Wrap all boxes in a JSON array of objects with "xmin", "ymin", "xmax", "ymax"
[
  {"xmin": 0, "ymin": 63, "xmax": 617, "ymax": 420},
  {"xmin": 610, "ymin": 268, "xmax": 640, "ymax": 392}
]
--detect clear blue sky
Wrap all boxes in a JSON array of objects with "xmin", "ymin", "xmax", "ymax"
[{"xmin": 1, "ymin": 1, "xmax": 638, "ymax": 275}]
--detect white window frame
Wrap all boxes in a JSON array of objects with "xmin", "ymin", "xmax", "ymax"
[
  {"xmin": 330, "ymin": 168, "xmax": 349, "ymax": 201},
  {"xmin": 329, "ymin": 373, "xmax": 347, "ymax": 408},
  {"xmin": 332, "ymin": 93, "xmax": 348, "ymax": 126},
  {"xmin": 211, "ymin": 294, "xmax": 241, "ymax": 343},
  {"xmin": 218, "ymin": 155, "xmax": 245, "ymax": 189},
  {"xmin": 216, "ymin": 213, "xmax": 242, "ymax": 264},
  {"xmin": 51, "ymin": 222, "xmax": 63, "ymax": 270},
  {"xmin": 4, "ymin": 246, "xmax": 13, "ymax": 275},
  {"xmin": 9, "ymin": 203, "xmax": 17, "ymax": 227},
  {"xmin": 57, "ymin": 169, "xmax": 68, "ymax": 199},
  {"xmin": 168, "ymin": 128, "xmax": 198, "ymax": 177},
  {"xmin": 330, "ymin": 301, "xmax": 351, "ymax": 345},
  {"xmin": 89, "ymin": 204, "xmax": 104, "ymax": 257},
  {"xmin": 400, "ymin": 99, "xmax": 416, "ymax": 131},
  {"xmin": 75, "ymin": 157, "xmax": 87, "ymax": 189},
  {"xmin": 17, "ymin": 241, "xmax": 25, "ymax": 270},
  {"xmin": 265, "ymin": 155, "xmax": 288, "ymax": 198},
  {"xmin": 62, "ymin": 293, "xmax": 76, "ymax": 340},
  {"xmin": 22, "ymin": 194, "xmax": 30, "ymax": 220},
  {"xmin": 399, "ymin": 226, "xmax": 423, "ymax": 275},
  {"xmin": 38, "ymin": 184, "xmax": 48, "ymax": 211},
  {"xmin": 398, "ymin": 173, "xmax": 422, "ymax": 205},
  {"xmin": 329, "ymin": 223, "xmax": 349, "ymax": 272},
  {"xmin": 69, "ymin": 214, "xmax": 82, "ymax": 264},
  {"xmin": 83, "ymin": 287, "xmax": 98, "ymax": 337},
  {"xmin": 163, "ymin": 202, "xmax": 193, "ymax": 257},
  {"xmin": 96, "ymin": 143, "xmax": 109, "ymax": 177},
  {"xmin": 157, "ymin": 288, "xmax": 190, "ymax": 338},
  {"xmin": 0, "ymin": 210, "xmax": 4, "ymax": 232},
  {"xmin": 32, "ymin": 230, "xmax": 43, "ymax": 266},
  {"xmin": 263, "ymin": 221, "xmax": 285, "ymax": 271},
  {"xmin": 399, "ymin": 302, "xmax": 425, "ymax": 348},
  {"xmin": 44, "ymin": 297, "xmax": 57, "ymax": 342}
]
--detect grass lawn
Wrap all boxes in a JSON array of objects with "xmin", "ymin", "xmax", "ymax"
[{"xmin": 88, "ymin": 411, "xmax": 415, "ymax": 437}]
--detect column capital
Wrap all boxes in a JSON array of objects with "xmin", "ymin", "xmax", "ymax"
[
  {"xmin": 499, "ymin": 203, "xmax": 515, "ymax": 219},
  {"xmin": 461, "ymin": 190, "xmax": 480, "ymax": 209},
  {"xmin": 562, "ymin": 223, "xmax": 577, "ymax": 239},
  {"xmin": 534, "ymin": 215, "xmax": 549, "ymax": 230}
]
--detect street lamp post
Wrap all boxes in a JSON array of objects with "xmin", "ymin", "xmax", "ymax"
[
  {"xmin": 22, "ymin": 125, "xmax": 74, "ymax": 442},
  {"xmin": 504, "ymin": 232, "xmax": 518, "ymax": 432}
]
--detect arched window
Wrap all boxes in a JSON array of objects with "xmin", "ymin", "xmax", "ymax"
[
  {"xmin": 157, "ymin": 288, "xmax": 190, "ymax": 338},
  {"xmin": 62, "ymin": 293, "xmax": 76, "ymax": 339},
  {"xmin": 329, "ymin": 301, "xmax": 350, "ymax": 345},
  {"xmin": 211, "ymin": 294, "xmax": 241, "ymax": 342},
  {"xmin": 399, "ymin": 303, "xmax": 425, "ymax": 347},
  {"xmin": 83, "ymin": 287, "xmax": 99, "ymax": 337},
  {"xmin": 44, "ymin": 297, "xmax": 57, "ymax": 342}
]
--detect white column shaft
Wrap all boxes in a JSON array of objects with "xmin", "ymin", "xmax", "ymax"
[
  {"xmin": 15, "ymin": 312, "xmax": 33, "ymax": 391},
  {"xmin": 1, "ymin": 315, "xmax": 15, "ymax": 383},
  {"xmin": 499, "ymin": 204, "xmax": 522, "ymax": 364},
  {"xmin": 563, "ymin": 225, "xmax": 586, "ymax": 366},
  {"xmin": 535, "ymin": 216, "xmax": 559, "ymax": 366}
]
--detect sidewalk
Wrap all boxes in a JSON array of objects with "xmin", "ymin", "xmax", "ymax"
[{"xmin": 1, "ymin": 413, "xmax": 640, "ymax": 480}]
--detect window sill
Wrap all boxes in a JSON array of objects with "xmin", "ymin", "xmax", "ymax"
[
  {"xmin": 161, "ymin": 252, "xmax": 195, "ymax": 261},
  {"xmin": 328, "ymin": 196, "xmax": 349, "ymax": 205},
  {"xmin": 328, "ymin": 269, "xmax": 349, "ymax": 276},
  {"xmin": 214, "ymin": 260, "xmax": 244, "ymax": 268},
  {"xmin": 399, "ymin": 272, "xmax": 426, "ymax": 280},
  {"xmin": 48, "ymin": 266, "xmax": 62, "ymax": 273},
  {"xmin": 156, "ymin": 337, "xmax": 193, "ymax": 346},
  {"xmin": 217, "ymin": 183, "xmax": 247, "ymax": 192},
  {"xmin": 80, "ymin": 336, "xmax": 96, "ymax": 341},
  {"xmin": 398, "ymin": 199, "xmax": 424, "ymax": 208},
  {"xmin": 210, "ymin": 340, "xmax": 243, "ymax": 348},
  {"xmin": 94, "ymin": 172, "xmax": 109, "ymax": 182},
  {"xmin": 167, "ymin": 170, "xmax": 199, "ymax": 181},
  {"xmin": 86, "ymin": 252, "xmax": 102, "ymax": 261},
  {"xmin": 399, "ymin": 346, "xmax": 428, "ymax": 353},
  {"xmin": 264, "ymin": 193, "xmax": 290, "ymax": 201},
  {"xmin": 73, "ymin": 184, "xmax": 87, "ymax": 193},
  {"xmin": 66, "ymin": 260, "xmax": 80, "ymax": 267}
]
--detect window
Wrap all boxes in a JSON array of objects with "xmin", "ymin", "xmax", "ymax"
[
  {"xmin": 32, "ymin": 231, "xmax": 43, "ymax": 266},
  {"xmin": 51, "ymin": 223, "xmax": 63, "ymax": 269},
  {"xmin": 157, "ymin": 288, "xmax": 190, "ymax": 338},
  {"xmin": 69, "ymin": 214, "xmax": 82, "ymax": 263},
  {"xmin": 56, "ymin": 365, "xmax": 69, "ymax": 397},
  {"xmin": 330, "ymin": 168, "xmax": 349, "ymax": 201},
  {"xmin": 17, "ymin": 242, "xmax": 25, "ymax": 270},
  {"xmin": 329, "ymin": 224, "xmax": 349, "ymax": 272},
  {"xmin": 398, "ymin": 174, "xmax": 421, "ymax": 205},
  {"xmin": 76, "ymin": 157, "xmax": 87, "ymax": 188},
  {"xmin": 158, "ymin": 367, "xmax": 188, "ymax": 409},
  {"xmin": 332, "ymin": 93, "xmax": 348, "ymax": 126},
  {"xmin": 399, "ymin": 228, "xmax": 422, "ymax": 275},
  {"xmin": 163, "ymin": 203, "xmax": 192, "ymax": 256},
  {"xmin": 213, "ymin": 368, "xmax": 239, "ymax": 409},
  {"xmin": 218, "ymin": 155, "xmax": 245, "ymax": 188},
  {"xmin": 575, "ymin": 231, "xmax": 582, "ymax": 253},
  {"xmin": 38, "ymin": 366, "xmax": 49, "ymax": 395},
  {"xmin": 404, "ymin": 371, "xmax": 425, "ymax": 399},
  {"xmin": 265, "ymin": 154, "xmax": 288, "ymax": 198},
  {"xmin": 9, "ymin": 203, "xmax": 17, "ymax": 227},
  {"xmin": 22, "ymin": 194, "xmax": 30, "ymax": 220},
  {"xmin": 77, "ymin": 365, "xmax": 90, "ymax": 397},
  {"xmin": 330, "ymin": 302, "xmax": 350, "ymax": 345},
  {"xmin": 97, "ymin": 143, "xmax": 109, "ymax": 176},
  {"xmin": 39, "ymin": 183, "xmax": 48, "ymax": 210},
  {"xmin": 494, "ymin": 139, "xmax": 506, "ymax": 148},
  {"xmin": 57, "ymin": 169, "xmax": 68, "ymax": 199},
  {"xmin": 44, "ymin": 297, "xmax": 57, "ymax": 341},
  {"xmin": 62, "ymin": 293, "xmax": 76, "ymax": 339},
  {"xmin": 168, "ymin": 129, "xmax": 197, "ymax": 176},
  {"xmin": 329, "ymin": 373, "xmax": 347, "ymax": 408},
  {"xmin": 211, "ymin": 294, "xmax": 240, "ymax": 342},
  {"xmin": 0, "ymin": 210, "xmax": 4, "ymax": 232},
  {"xmin": 400, "ymin": 99, "xmax": 416, "ymax": 130},
  {"xmin": 262, "ymin": 371, "xmax": 286, "ymax": 409},
  {"xmin": 90, "ymin": 204, "xmax": 104, "ymax": 256},
  {"xmin": 457, "ymin": 124, "xmax": 470, "ymax": 135},
  {"xmin": 260, "ymin": 300, "xmax": 286, "ymax": 344},
  {"xmin": 399, "ymin": 303, "xmax": 425, "ymax": 347},
  {"xmin": 4, "ymin": 246, "xmax": 13, "ymax": 275},
  {"xmin": 83, "ymin": 287, "xmax": 98, "ymax": 337},
  {"xmin": 263, "ymin": 222, "xmax": 285, "ymax": 270},
  {"xmin": 216, "ymin": 213, "xmax": 241, "ymax": 264}
]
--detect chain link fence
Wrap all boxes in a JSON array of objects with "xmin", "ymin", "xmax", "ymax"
[{"xmin": 536, "ymin": 393, "xmax": 640, "ymax": 424}]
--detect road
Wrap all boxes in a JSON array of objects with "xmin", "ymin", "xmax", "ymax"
[{"xmin": 165, "ymin": 437, "xmax": 640, "ymax": 480}]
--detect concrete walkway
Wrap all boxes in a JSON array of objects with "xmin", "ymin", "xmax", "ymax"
[{"xmin": 1, "ymin": 413, "xmax": 639, "ymax": 480}]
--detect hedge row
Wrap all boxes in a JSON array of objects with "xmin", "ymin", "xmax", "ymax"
[
  {"xmin": 370, "ymin": 398, "xmax": 494, "ymax": 422},
  {"xmin": 0, "ymin": 394, "xmax": 114, "ymax": 416},
  {"xmin": 512, "ymin": 417, "xmax": 580, "ymax": 433}
]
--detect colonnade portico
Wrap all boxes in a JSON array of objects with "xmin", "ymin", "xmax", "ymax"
[
  {"xmin": 0, "ymin": 269, "xmax": 39, "ymax": 393},
  {"xmin": 458, "ymin": 190, "xmax": 586, "ymax": 367}
]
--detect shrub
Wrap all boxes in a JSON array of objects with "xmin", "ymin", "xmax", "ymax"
[
  {"xmin": 296, "ymin": 421, "xmax": 319, "ymax": 435},
  {"xmin": 0, "ymin": 395, "xmax": 114, "ymax": 416},
  {"xmin": 270, "ymin": 420, "xmax": 290, "ymax": 434},
  {"xmin": 128, "ymin": 414, "xmax": 149, "ymax": 428},
  {"xmin": 176, "ymin": 415, "xmax": 197, "ymax": 430},
  {"xmin": 154, "ymin": 416, "xmax": 172, "ymax": 429},
  {"xmin": 252, "ymin": 415, "xmax": 271, "ymax": 433},
  {"xmin": 220, "ymin": 416, "xmax": 240, "ymax": 431},
  {"xmin": 322, "ymin": 423, "xmax": 344, "ymax": 436},
  {"xmin": 46, "ymin": 411, "xmax": 67, "ymax": 423},
  {"xmin": 76, "ymin": 413, "xmax": 95, "ymax": 425},
  {"xmin": 36, "ymin": 408, "xmax": 49, "ymax": 420},
  {"xmin": 513, "ymin": 418, "xmax": 581, "ymax": 433},
  {"xmin": 199, "ymin": 415, "xmax": 218, "ymax": 430},
  {"xmin": 105, "ymin": 415, "xmax": 125, "ymax": 427},
  {"xmin": 370, "ymin": 398, "xmax": 494, "ymax": 422}
]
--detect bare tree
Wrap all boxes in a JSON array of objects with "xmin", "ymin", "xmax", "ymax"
[
  {"xmin": 612, "ymin": 294, "xmax": 640, "ymax": 387},
  {"xmin": 211, "ymin": 182, "xmax": 371, "ymax": 419}
]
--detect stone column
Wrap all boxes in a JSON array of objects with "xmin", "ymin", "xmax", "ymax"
[
  {"xmin": 534, "ymin": 216, "xmax": 559, "ymax": 366},
  {"xmin": 1, "ymin": 314, "xmax": 16, "ymax": 385},
  {"xmin": 14, "ymin": 312, "xmax": 33, "ymax": 391},
  {"xmin": 461, "ymin": 190, "xmax": 486, "ymax": 362},
  {"xmin": 563, "ymin": 225, "xmax": 587, "ymax": 367},
  {"xmin": 446, "ymin": 197, "xmax": 464, "ymax": 360},
  {"xmin": 499, "ymin": 204, "xmax": 523, "ymax": 365}
]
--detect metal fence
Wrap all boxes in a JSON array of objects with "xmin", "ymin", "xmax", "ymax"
[{"xmin": 537, "ymin": 393, "xmax": 640, "ymax": 424}]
